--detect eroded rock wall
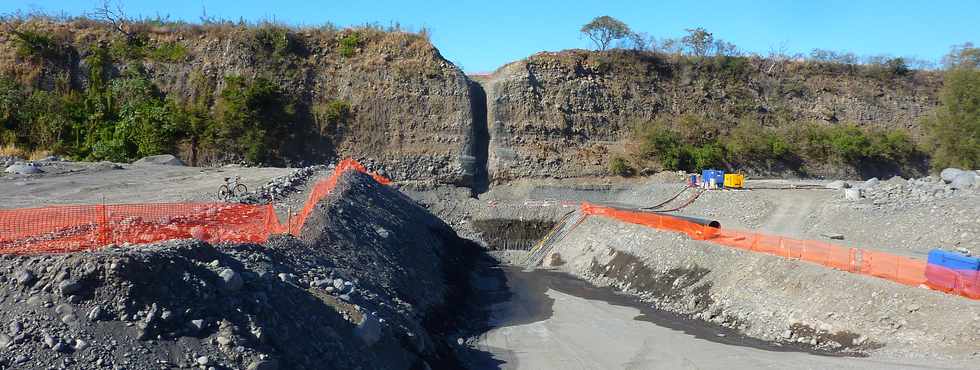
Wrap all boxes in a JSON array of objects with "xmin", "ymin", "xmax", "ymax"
[{"xmin": 484, "ymin": 50, "xmax": 942, "ymax": 181}]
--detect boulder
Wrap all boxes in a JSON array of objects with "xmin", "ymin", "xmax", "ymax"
[
  {"xmin": 4, "ymin": 164, "xmax": 43, "ymax": 175},
  {"xmin": 940, "ymin": 168, "xmax": 964, "ymax": 183},
  {"xmin": 825, "ymin": 180, "xmax": 850, "ymax": 190},
  {"xmin": 14, "ymin": 271, "xmax": 36, "ymax": 286},
  {"xmin": 219, "ymin": 268, "xmax": 244, "ymax": 292},
  {"xmin": 861, "ymin": 177, "xmax": 879, "ymax": 189},
  {"xmin": 949, "ymin": 172, "xmax": 977, "ymax": 190},
  {"xmin": 843, "ymin": 188, "xmax": 862, "ymax": 201},
  {"xmin": 58, "ymin": 279, "xmax": 82, "ymax": 296},
  {"xmin": 132, "ymin": 154, "xmax": 185, "ymax": 166}
]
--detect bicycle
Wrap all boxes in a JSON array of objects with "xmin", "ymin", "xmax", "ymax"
[{"xmin": 218, "ymin": 176, "xmax": 248, "ymax": 201}]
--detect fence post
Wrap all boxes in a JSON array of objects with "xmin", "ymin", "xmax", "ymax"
[{"xmin": 97, "ymin": 197, "xmax": 109, "ymax": 248}]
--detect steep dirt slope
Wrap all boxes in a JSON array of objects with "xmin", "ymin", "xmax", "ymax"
[{"xmin": 0, "ymin": 171, "xmax": 481, "ymax": 369}]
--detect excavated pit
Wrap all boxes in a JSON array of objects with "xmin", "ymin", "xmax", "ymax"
[{"xmin": 470, "ymin": 219, "xmax": 557, "ymax": 251}]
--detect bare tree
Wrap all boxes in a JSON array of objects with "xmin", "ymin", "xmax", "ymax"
[
  {"xmin": 624, "ymin": 31, "xmax": 651, "ymax": 51},
  {"xmin": 942, "ymin": 42, "xmax": 980, "ymax": 69},
  {"xmin": 90, "ymin": 0, "xmax": 135, "ymax": 41},
  {"xmin": 580, "ymin": 16, "xmax": 632, "ymax": 51},
  {"xmin": 713, "ymin": 40, "xmax": 741, "ymax": 57}
]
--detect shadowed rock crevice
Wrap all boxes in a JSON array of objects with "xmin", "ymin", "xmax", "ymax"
[{"xmin": 466, "ymin": 80, "xmax": 491, "ymax": 195}]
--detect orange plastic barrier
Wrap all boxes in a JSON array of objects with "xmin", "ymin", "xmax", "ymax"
[
  {"xmin": 925, "ymin": 265, "xmax": 980, "ymax": 299},
  {"xmin": 580, "ymin": 203, "xmax": 977, "ymax": 300},
  {"xmin": 0, "ymin": 158, "xmax": 389, "ymax": 254},
  {"xmin": 580, "ymin": 203, "xmax": 717, "ymax": 240}
]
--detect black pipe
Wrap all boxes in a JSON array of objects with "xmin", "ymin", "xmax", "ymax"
[{"xmin": 660, "ymin": 214, "xmax": 721, "ymax": 229}]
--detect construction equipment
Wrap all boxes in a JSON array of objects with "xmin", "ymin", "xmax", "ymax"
[
  {"xmin": 724, "ymin": 173, "xmax": 744, "ymax": 189},
  {"xmin": 701, "ymin": 169, "xmax": 725, "ymax": 189}
]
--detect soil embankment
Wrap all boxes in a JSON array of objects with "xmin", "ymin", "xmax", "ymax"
[
  {"xmin": 0, "ymin": 171, "xmax": 484, "ymax": 369},
  {"xmin": 541, "ymin": 215, "xmax": 979, "ymax": 363}
]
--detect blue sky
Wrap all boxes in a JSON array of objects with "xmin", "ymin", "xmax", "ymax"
[{"xmin": 7, "ymin": 0, "xmax": 978, "ymax": 72}]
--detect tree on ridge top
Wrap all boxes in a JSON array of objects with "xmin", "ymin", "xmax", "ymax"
[{"xmin": 581, "ymin": 16, "xmax": 632, "ymax": 51}]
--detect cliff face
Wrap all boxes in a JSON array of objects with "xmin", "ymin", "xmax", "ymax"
[
  {"xmin": 0, "ymin": 19, "xmax": 479, "ymax": 185},
  {"xmin": 481, "ymin": 50, "xmax": 942, "ymax": 181},
  {"xmin": 2, "ymin": 20, "xmax": 946, "ymax": 185}
]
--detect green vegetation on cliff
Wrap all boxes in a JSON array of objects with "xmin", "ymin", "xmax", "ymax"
[
  {"xmin": 627, "ymin": 115, "xmax": 920, "ymax": 175},
  {"xmin": 922, "ymin": 43, "xmax": 980, "ymax": 170},
  {"xmin": 0, "ymin": 14, "xmax": 442, "ymax": 165}
]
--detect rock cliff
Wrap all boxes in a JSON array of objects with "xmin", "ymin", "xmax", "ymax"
[
  {"xmin": 0, "ymin": 19, "xmax": 479, "ymax": 185},
  {"xmin": 480, "ymin": 50, "xmax": 942, "ymax": 181}
]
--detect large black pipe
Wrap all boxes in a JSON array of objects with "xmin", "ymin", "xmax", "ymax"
[{"xmin": 658, "ymin": 214, "xmax": 721, "ymax": 229}]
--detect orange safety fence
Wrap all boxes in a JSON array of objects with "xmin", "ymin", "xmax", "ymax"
[
  {"xmin": 0, "ymin": 158, "xmax": 390, "ymax": 255},
  {"xmin": 580, "ymin": 202, "xmax": 979, "ymax": 300},
  {"xmin": 580, "ymin": 203, "xmax": 718, "ymax": 240}
]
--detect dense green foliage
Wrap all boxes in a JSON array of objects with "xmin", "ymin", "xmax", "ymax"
[
  {"xmin": 0, "ymin": 42, "xmax": 313, "ymax": 165},
  {"xmin": 632, "ymin": 115, "xmax": 921, "ymax": 173},
  {"xmin": 213, "ymin": 76, "xmax": 297, "ymax": 164},
  {"xmin": 0, "ymin": 42, "xmax": 184, "ymax": 162},
  {"xmin": 338, "ymin": 32, "xmax": 361, "ymax": 57},
  {"xmin": 923, "ymin": 66, "xmax": 980, "ymax": 169}
]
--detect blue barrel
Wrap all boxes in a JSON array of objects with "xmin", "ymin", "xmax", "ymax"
[{"xmin": 701, "ymin": 170, "xmax": 725, "ymax": 188}]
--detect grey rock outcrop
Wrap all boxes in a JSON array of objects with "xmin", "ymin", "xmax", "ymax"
[
  {"xmin": 950, "ymin": 172, "xmax": 977, "ymax": 190},
  {"xmin": 940, "ymin": 168, "xmax": 964, "ymax": 183},
  {"xmin": 4, "ymin": 163, "xmax": 43, "ymax": 175}
]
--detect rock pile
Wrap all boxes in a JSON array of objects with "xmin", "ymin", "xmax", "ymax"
[
  {"xmin": 0, "ymin": 156, "xmax": 20, "ymax": 167},
  {"xmin": 4, "ymin": 162, "xmax": 43, "ymax": 175},
  {"xmin": 846, "ymin": 168, "xmax": 979, "ymax": 209},
  {"xmin": 0, "ymin": 170, "xmax": 478, "ymax": 369},
  {"xmin": 131, "ymin": 154, "xmax": 185, "ymax": 166},
  {"xmin": 251, "ymin": 165, "xmax": 328, "ymax": 203}
]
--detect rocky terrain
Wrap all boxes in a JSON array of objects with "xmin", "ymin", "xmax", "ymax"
[
  {"xmin": 0, "ymin": 170, "xmax": 482, "ymax": 369},
  {"xmin": 542, "ymin": 216, "xmax": 980, "ymax": 361},
  {"xmin": 3, "ymin": 18, "xmax": 953, "ymax": 191},
  {"xmin": 0, "ymin": 18, "xmax": 479, "ymax": 185},
  {"xmin": 401, "ymin": 166, "xmax": 980, "ymax": 365},
  {"xmin": 478, "ymin": 50, "xmax": 941, "ymax": 181}
]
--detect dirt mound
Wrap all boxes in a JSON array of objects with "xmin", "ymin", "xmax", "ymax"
[
  {"xmin": 0, "ymin": 171, "xmax": 479, "ymax": 369},
  {"xmin": 132, "ymin": 155, "xmax": 186, "ymax": 166}
]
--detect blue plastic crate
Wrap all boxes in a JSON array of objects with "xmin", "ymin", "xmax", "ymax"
[
  {"xmin": 701, "ymin": 170, "xmax": 725, "ymax": 188},
  {"xmin": 927, "ymin": 249, "xmax": 980, "ymax": 271}
]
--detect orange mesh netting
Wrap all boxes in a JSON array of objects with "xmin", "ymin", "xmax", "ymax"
[
  {"xmin": 0, "ymin": 158, "xmax": 389, "ymax": 255},
  {"xmin": 580, "ymin": 202, "xmax": 977, "ymax": 300}
]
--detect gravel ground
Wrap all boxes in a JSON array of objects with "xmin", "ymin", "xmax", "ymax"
[{"xmin": 0, "ymin": 159, "xmax": 295, "ymax": 208}]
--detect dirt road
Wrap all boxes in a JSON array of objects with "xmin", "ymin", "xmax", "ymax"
[{"xmin": 0, "ymin": 161, "xmax": 292, "ymax": 208}]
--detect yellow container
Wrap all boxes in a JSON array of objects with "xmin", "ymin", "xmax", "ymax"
[{"xmin": 724, "ymin": 173, "xmax": 744, "ymax": 189}]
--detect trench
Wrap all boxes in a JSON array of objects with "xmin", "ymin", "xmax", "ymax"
[
  {"xmin": 451, "ymin": 217, "xmax": 884, "ymax": 369},
  {"xmin": 467, "ymin": 80, "xmax": 491, "ymax": 195},
  {"xmin": 471, "ymin": 218, "xmax": 557, "ymax": 251}
]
